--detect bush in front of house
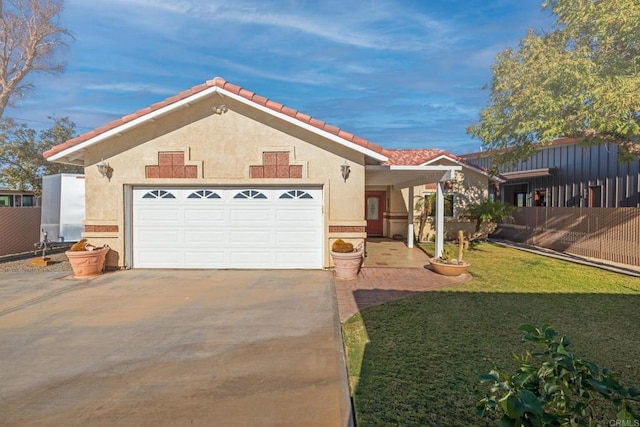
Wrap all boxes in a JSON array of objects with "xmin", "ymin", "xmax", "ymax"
[{"xmin": 476, "ymin": 324, "xmax": 640, "ymax": 426}]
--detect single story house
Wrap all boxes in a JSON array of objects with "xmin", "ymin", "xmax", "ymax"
[{"xmin": 44, "ymin": 77, "xmax": 488, "ymax": 270}]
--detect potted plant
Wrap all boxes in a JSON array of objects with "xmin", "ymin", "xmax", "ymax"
[
  {"xmin": 330, "ymin": 239, "xmax": 364, "ymax": 280},
  {"xmin": 65, "ymin": 239, "xmax": 109, "ymax": 278},
  {"xmin": 429, "ymin": 230, "xmax": 470, "ymax": 276}
]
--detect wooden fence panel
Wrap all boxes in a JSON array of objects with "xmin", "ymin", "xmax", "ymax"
[
  {"xmin": 0, "ymin": 207, "xmax": 41, "ymax": 257},
  {"xmin": 496, "ymin": 207, "xmax": 640, "ymax": 267}
]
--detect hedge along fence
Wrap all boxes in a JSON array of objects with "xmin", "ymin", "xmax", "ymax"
[
  {"xmin": 0, "ymin": 207, "xmax": 41, "ymax": 257},
  {"xmin": 494, "ymin": 207, "xmax": 640, "ymax": 267}
]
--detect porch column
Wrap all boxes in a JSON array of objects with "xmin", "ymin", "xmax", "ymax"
[
  {"xmin": 435, "ymin": 181, "xmax": 444, "ymax": 258},
  {"xmin": 407, "ymin": 186, "xmax": 414, "ymax": 248}
]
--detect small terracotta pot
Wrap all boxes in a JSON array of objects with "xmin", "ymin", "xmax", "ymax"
[
  {"xmin": 65, "ymin": 247, "xmax": 109, "ymax": 278},
  {"xmin": 331, "ymin": 250, "xmax": 363, "ymax": 280},
  {"xmin": 428, "ymin": 258, "xmax": 470, "ymax": 276}
]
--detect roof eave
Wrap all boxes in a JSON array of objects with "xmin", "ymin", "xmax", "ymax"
[{"xmin": 48, "ymin": 85, "xmax": 389, "ymax": 164}]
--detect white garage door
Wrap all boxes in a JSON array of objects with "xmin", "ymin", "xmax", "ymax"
[{"xmin": 132, "ymin": 187, "xmax": 323, "ymax": 269}]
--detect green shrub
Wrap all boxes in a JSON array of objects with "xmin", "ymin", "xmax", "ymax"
[{"xmin": 476, "ymin": 324, "xmax": 640, "ymax": 426}]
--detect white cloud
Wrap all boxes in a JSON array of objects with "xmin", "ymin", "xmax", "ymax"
[{"xmin": 85, "ymin": 83, "xmax": 175, "ymax": 95}]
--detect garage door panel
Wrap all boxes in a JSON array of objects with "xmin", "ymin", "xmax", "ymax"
[
  {"xmin": 184, "ymin": 209, "xmax": 225, "ymax": 224},
  {"xmin": 183, "ymin": 251, "xmax": 226, "ymax": 266},
  {"xmin": 229, "ymin": 209, "xmax": 271, "ymax": 224},
  {"xmin": 133, "ymin": 187, "xmax": 322, "ymax": 269},
  {"xmin": 184, "ymin": 230, "xmax": 227, "ymax": 244},
  {"xmin": 136, "ymin": 229, "xmax": 180, "ymax": 244},
  {"xmin": 230, "ymin": 251, "xmax": 273, "ymax": 267},
  {"xmin": 137, "ymin": 208, "xmax": 180, "ymax": 222},
  {"xmin": 276, "ymin": 230, "xmax": 321, "ymax": 245},
  {"xmin": 230, "ymin": 230, "xmax": 272, "ymax": 244},
  {"xmin": 276, "ymin": 209, "xmax": 321, "ymax": 223}
]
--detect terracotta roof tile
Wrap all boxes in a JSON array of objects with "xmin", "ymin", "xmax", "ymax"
[
  {"xmin": 44, "ymin": 76, "xmax": 387, "ymax": 160},
  {"xmin": 266, "ymin": 100, "xmax": 283, "ymax": 112},
  {"xmin": 239, "ymin": 88, "xmax": 254, "ymax": 98},
  {"xmin": 295, "ymin": 112, "xmax": 312, "ymax": 123},
  {"xmin": 384, "ymin": 148, "xmax": 496, "ymax": 175},
  {"xmin": 252, "ymin": 94, "xmax": 269, "ymax": 106},
  {"xmin": 338, "ymin": 130, "xmax": 354, "ymax": 141},
  {"xmin": 281, "ymin": 106, "xmax": 298, "ymax": 117}
]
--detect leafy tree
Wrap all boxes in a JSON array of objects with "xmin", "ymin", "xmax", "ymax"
[
  {"xmin": 468, "ymin": 0, "xmax": 640, "ymax": 165},
  {"xmin": 0, "ymin": 116, "xmax": 82, "ymax": 196},
  {"xmin": 0, "ymin": 0, "xmax": 72, "ymax": 118}
]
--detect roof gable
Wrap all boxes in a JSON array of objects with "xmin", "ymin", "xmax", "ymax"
[{"xmin": 45, "ymin": 77, "xmax": 387, "ymax": 163}]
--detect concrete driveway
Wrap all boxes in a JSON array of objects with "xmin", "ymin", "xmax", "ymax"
[{"xmin": 0, "ymin": 270, "xmax": 351, "ymax": 426}]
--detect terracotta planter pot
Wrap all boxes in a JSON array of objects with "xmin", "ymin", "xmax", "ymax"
[
  {"xmin": 331, "ymin": 250, "xmax": 363, "ymax": 280},
  {"xmin": 428, "ymin": 257, "xmax": 470, "ymax": 276},
  {"xmin": 65, "ymin": 247, "xmax": 109, "ymax": 278}
]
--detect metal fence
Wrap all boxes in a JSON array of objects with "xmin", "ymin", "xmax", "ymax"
[
  {"xmin": 493, "ymin": 207, "xmax": 640, "ymax": 267},
  {"xmin": 0, "ymin": 207, "xmax": 41, "ymax": 257}
]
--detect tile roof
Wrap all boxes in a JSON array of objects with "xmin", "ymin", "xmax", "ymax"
[
  {"xmin": 384, "ymin": 148, "xmax": 451, "ymax": 165},
  {"xmin": 44, "ymin": 77, "xmax": 386, "ymax": 159},
  {"xmin": 384, "ymin": 148, "xmax": 497, "ymax": 178}
]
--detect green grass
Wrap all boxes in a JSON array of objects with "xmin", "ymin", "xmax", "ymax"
[{"xmin": 342, "ymin": 242, "xmax": 640, "ymax": 426}]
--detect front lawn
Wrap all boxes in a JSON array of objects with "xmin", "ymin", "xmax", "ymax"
[{"xmin": 342, "ymin": 242, "xmax": 640, "ymax": 426}]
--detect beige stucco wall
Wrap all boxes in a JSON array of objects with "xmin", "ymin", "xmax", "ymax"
[{"xmin": 81, "ymin": 93, "xmax": 366, "ymax": 269}]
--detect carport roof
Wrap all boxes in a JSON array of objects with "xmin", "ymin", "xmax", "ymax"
[{"xmin": 366, "ymin": 165, "xmax": 462, "ymax": 189}]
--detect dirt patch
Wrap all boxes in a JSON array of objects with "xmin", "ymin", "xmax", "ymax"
[{"xmin": 0, "ymin": 252, "xmax": 71, "ymax": 273}]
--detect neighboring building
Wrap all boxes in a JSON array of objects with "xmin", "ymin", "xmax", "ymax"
[
  {"xmin": 0, "ymin": 189, "xmax": 41, "ymax": 257},
  {"xmin": 44, "ymin": 77, "xmax": 467, "ymax": 270},
  {"xmin": 0, "ymin": 189, "xmax": 38, "ymax": 208},
  {"xmin": 460, "ymin": 138, "xmax": 640, "ymax": 208},
  {"xmin": 461, "ymin": 138, "xmax": 640, "ymax": 267}
]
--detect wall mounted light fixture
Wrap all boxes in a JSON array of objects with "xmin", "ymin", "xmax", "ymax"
[
  {"xmin": 212, "ymin": 104, "xmax": 229, "ymax": 115},
  {"xmin": 341, "ymin": 160, "xmax": 351, "ymax": 182},
  {"xmin": 97, "ymin": 159, "xmax": 112, "ymax": 181}
]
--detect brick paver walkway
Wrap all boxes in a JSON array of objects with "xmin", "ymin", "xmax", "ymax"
[{"xmin": 334, "ymin": 267, "xmax": 471, "ymax": 322}]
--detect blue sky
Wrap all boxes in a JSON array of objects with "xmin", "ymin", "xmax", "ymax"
[{"xmin": 6, "ymin": 0, "xmax": 553, "ymax": 154}]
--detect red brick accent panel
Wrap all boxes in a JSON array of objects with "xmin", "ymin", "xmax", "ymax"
[
  {"xmin": 146, "ymin": 165, "xmax": 160, "ymax": 178},
  {"xmin": 289, "ymin": 165, "xmax": 303, "ymax": 178},
  {"xmin": 85, "ymin": 225, "xmax": 119, "ymax": 233},
  {"xmin": 276, "ymin": 165, "xmax": 289, "ymax": 178},
  {"xmin": 264, "ymin": 165, "xmax": 277, "ymax": 178},
  {"xmin": 185, "ymin": 165, "xmax": 198, "ymax": 178},
  {"xmin": 276, "ymin": 152, "xmax": 289, "ymax": 166},
  {"xmin": 250, "ymin": 166, "xmax": 264, "ymax": 178},
  {"xmin": 329, "ymin": 226, "xmax": 366, "ymax": 233},
  {"xmin": 263, "ymin": 152, "xmax": 277, "ymax": 165},
  {"xmin": 253, "ymin": 151, "xmax": 302, "ymax": 179},
  {"xmin": 146, "ymin": 151, "xmax": 197, "ymax": 178}
]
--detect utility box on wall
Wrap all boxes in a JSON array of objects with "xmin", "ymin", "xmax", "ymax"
[{"xmin": 41, "ymin": 174, "xmax": 85, "ymax": 242}]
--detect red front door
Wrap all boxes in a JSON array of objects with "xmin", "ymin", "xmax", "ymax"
[{"xmin": 365, "ymin": 191, "xmax": 385, "ymax": 236}]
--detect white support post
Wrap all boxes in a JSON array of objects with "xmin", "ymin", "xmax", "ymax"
[
  {"xmin": 435, "ymin": 181, "xmax": 445, "ymax": 258},
  {"xmin": 407, "ymin": 186, "xmax": 414, "ymax": 248}
]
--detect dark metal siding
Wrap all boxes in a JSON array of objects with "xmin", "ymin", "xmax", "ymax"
[{"xmin": 463, "ymin": 142, "xmax": 640, "ymax": 208}]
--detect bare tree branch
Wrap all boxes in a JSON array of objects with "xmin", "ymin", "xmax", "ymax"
[{"xmin": 0, "ymin": 0, "xmax": 72, "ymax": 118}]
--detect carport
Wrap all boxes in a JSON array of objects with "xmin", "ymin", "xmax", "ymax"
[{"xmin": 366, "ymin": 164, "xmax": 462, "ymax": 257}]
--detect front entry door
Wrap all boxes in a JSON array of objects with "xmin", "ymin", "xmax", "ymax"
[{"xmin": 365, "ymin": 191, "xmax": 385, "ymax": 236}]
